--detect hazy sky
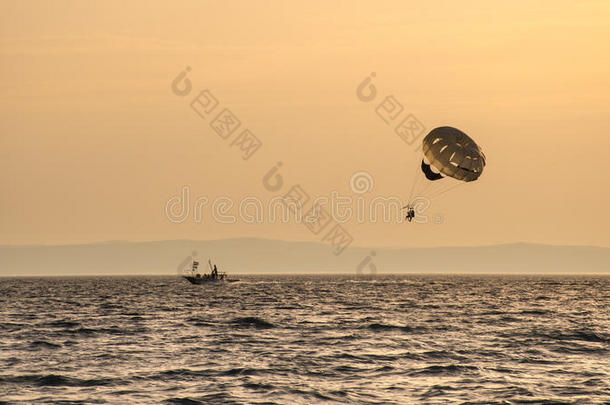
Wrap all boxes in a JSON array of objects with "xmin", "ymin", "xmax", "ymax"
[{"xmin": 1, "ymin": 0, "xmax": 609, "ymax": 248}]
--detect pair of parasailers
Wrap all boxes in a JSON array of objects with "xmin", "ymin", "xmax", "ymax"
[{"xmin": 404, "ymin": 206, "xmax": 415, "ymax": 222}]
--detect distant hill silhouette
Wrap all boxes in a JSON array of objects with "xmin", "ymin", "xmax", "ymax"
[{"xmin": 0, "ymin": 238, "xmax": 608, "ymax": 276}]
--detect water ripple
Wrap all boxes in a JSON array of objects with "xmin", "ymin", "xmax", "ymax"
[{"xmin": 0, "ymin": 275, "xmax": 608, "ymax": 404}]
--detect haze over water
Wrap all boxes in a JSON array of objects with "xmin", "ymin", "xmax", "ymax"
[{"xmin": 1, "ymin": 275, "xmax": 608, "ymax": 404}]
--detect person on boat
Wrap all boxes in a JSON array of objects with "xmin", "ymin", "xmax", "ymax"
[{"xmin": 212, "ymin": 264, "xmax": 218, "ymax": 279}]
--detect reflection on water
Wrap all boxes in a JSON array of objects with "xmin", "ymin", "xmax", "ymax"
[{"xmin": 0, "ymin": 275, "xmax": 608, "ymax": 404}]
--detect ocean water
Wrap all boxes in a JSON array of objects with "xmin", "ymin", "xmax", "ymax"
[{"xmin": 0, "ymin": 275, "xmax": 608, "ymax": 404}]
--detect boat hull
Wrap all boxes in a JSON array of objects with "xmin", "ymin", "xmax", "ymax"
[{"xmin": 183, "ymin": 276, "xmax": 239, "ymax": 285}]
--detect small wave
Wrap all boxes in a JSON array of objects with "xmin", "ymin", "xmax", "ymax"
[
  {"xmin": 520, "ymin": 309, "xmax": 550, "ymax": 315},
  {"xmin": 367, "ymin": 323, "xmax": 422, "ymax": 333},
  {"xmin": 164, "ymin": 398, "xmax": 205, "ymax": 405},
  {"xmin": 242, "ymin": 382, "xmax": 275, "ymax": 391},
  {"xmin": 67, "ymin": 327, "xmax": 98, "ymax": 336},
  {"xmin": 330, "ymin": 353, "xmax": 363, "ymax": 361},
  {"xmin": 0, "ymin": 374, "xmax": 118, "ymax": 387},
  {"xmin": 421, "ymin": 350, "xmax": 469, "ymax": 362},
  {"xmin": 420, "ymin": 384, "xmax": 457, "ymax": 398},
  {"xmin": 409, "ymin": 364, "xmax": 479, "ymax": 376},
  {"xmin": 274, "ymin": 305, "xmax": 302, "ymax": 310},
  {"xmin": 283, "ymin": 387, "xmax": 336, "ymax": 402},
  {"xmin": 479, "ymin": 310, "xmax": 505, "ymax": 315},
  {"xmin": 154, "ymin": 368, "xmax": 214, "ymax": 379},
  {"xmin": 534, "ymin": 329, "xmax": 608, "ymax": 343},
  {"xmin": 518, "ymin": 357, "xmax": 558, "ymax": 365},
  {"xmin": 45, "ymin": 320, "xmax": 81, "ymax": 329},
  {"xmin": 582, "ymin": 377, "xmax": 606, "ymax": 386},
  {"xmin": 103, "ymin": 325, "xmax": 150, "ymax": 336},
  {"xmin": 230, "ymin": 317, "xmax": 274, "ymax": 329},
  {"xmin": 222, "ymin": 367, "xmax": 262, "ymax": 376},
  {"xmin": 0, "ymin": 322, "xmax": 27, "ymax": 332},
  {"xmin": 363, "ymin": 353, "xmax": 398, "ymax": 362},
  {"xmin": 333, "ymin": 365, "xmax": 373, "ymax": 374},
  {"xmin": 99, "ymin": 303, "xmax": 123, "ymax": 310},
  {"xmin": 4, "ymin": 357, "xmax": 21, "ymax": 366},
  {"xmin": 153, "ymin": 367, "xmax": 264, "ymax": 380},
  {"xmin": 64, "ymin": 325, "xmax": 150, "ymax": 337},
  {"xmin": 29, "ymin": 340, "xmax": 61, "ymax": 349},
  {"xmin": 549, "ymin": 345, "xmax": 608, "ymax": 355},
  {"xmin": 186, "ymin": 316, "xmax": 214, "ymax": 327},
  {"xmin": 491, "ymin": 385, "xmax": 535, "ymax": 399}
]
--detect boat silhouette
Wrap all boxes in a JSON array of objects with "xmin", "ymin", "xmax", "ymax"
[{"xmin": 182, "ymin": 259, "xmax": 239, "ymax": 285}]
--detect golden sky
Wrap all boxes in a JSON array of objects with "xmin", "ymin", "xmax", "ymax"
[{"xmin": 1, "ymin": 0, "xmax": 609, "ymax": 247}]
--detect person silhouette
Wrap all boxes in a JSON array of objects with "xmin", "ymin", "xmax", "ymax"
[{"xmin": 406, "ymin": 208, "xmax": 415, "ymax": 222}]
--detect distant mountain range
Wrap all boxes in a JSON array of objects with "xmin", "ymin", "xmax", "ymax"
[{"xmin": 0, "ymin": 238, "xmax": 608, "ymax": 276}]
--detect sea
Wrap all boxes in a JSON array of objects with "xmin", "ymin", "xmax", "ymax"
[{"xmin": 0, "ymin": 275, "xmax": 608, "ymax": 404}]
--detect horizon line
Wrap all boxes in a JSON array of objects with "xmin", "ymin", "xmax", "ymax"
[{"xmin": 1, "ymin": 237, "xmax": 609, "ymax": 250}]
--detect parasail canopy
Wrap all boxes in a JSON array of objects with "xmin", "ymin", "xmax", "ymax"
[
  {"xmin": 407, "ymin": 126, "xmax": 486, "ymax": 206},
  {"xmin": 422, "ymin": 126, "xmax": 485, "ymax": 182}
]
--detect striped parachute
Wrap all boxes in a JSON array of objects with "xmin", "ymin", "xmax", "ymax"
[{"xmin": 407, "ymin": 126, "xmax": 486, "ymax": 205}]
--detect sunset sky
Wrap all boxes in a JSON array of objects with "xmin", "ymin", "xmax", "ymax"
[{"xmin": 1, "ymin": 0, "xmax": 609, "ymax": 248}]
